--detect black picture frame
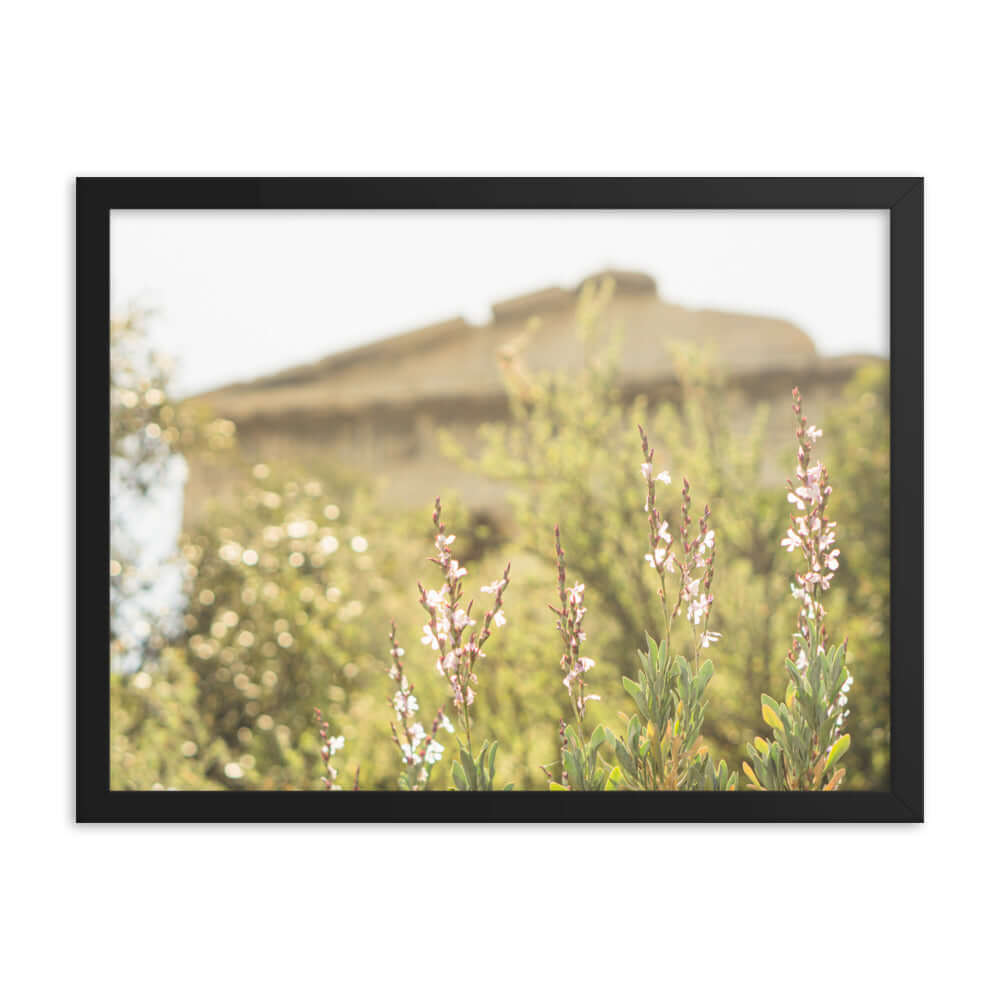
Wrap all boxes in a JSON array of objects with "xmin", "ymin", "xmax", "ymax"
[{"xmin": 79, "ymin": 177, "xmax": 923, "ymax": 822}]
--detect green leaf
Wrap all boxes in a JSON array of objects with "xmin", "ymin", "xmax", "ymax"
[
  {"xmin": 614, "ymin": 739, "xmax": 635, "ymax": 779},
  {"xmin": 549, "ymin": 782, "xmax": 568, "ymax": 791},
  {"xmin": 626, "ymin": 715, "xmax": 641, "ymax": 747},
  {"xmin": 636, "ymin": 653, "xmax": 652, "ymax": 684},
  {"xmin": 697, "ymin": 660, "xmax": 714, "ymax": 688},
  {"xmin": 564, "ymin": 751, "xmax": 584, "ymax": 789},
  {"xmin": 825, "ymin": 733, "xmax": 851, "ymax": 772},
  {"xmin": 761, "ymin": 692, "xmax": 782, "ymax": 715},
  {"xmin": 762, "ymin": 703, "xmax": 784, "ymax": 732},
  {"xmin": 451, "ymin": 759, "xmax": 469, "ymax": 791},
  {"xmin": 488, "ymin": 741, "xmax": 499, "ymax": 783}
]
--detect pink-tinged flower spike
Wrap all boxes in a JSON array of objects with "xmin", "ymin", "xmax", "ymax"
[
  {"xmin": 637, "ymin": 425, "xmax": 675, "ymax": 635},
  {"xmin": 468, "ymin": 558, "xmax": 511, "ymax": 685},
  {"xmin": 667, "ymin": 477, "xmax": 694, "ymax": 622},
  {"xmin": 313, "ymin": 707, "xmax": 347, "ymax": 790},
  {"xmin": 689, "ymin": 503, "xmax": 719, "ymax": 664},
  {"xmin": 746, "ymin": 388, "xmax": 853, "ymax": 790},
  {"xmin": 784, "ymin": 388, "xmax": 839, "ymax": 660},
  {"xmin": 387, "ymin": 621, "xmax": 418, "ymax": 760},
  {"xmin": 417, "ymin": 498, "xmax": 510, "ymax": 752},
  {"xmin": 386, "ymin": 621, "xmax": 451, "ymax": 790},
  {"xmin": 549, "ymin": 526, "xmax": 599, "ymax": 724},
  {"xmin": 638, "ymin": 426, "xmax": 720, "ymax": 661}
]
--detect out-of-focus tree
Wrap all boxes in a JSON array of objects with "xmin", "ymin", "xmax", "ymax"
[{"xmin": 109, "ymin": 307, "xmax": 234, "ymax": 672}]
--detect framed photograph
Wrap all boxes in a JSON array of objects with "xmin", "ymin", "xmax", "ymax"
[{"xmin": 79, "ymin": 177, "xmax": 922, "ymax": 822}]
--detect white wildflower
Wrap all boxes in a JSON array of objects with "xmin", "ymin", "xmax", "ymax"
[
  {"xmin": 437, "ymin": 650, "xmax": 458, "ymax": 676},
  {"xmin": 645, "ymin": 548, "xmax": 668, "ymax": 570},
  {"xmin": 686, "ymin": 592, "xmax": 712, "ymax": 625},
  {"xmin": 421, "ymin": 624, "xmax": 440, "ymax": 651},
  {"xmin": 393, "ymin": 692, "xmax": 419, "ymax": 718},
  {"xmin": 781, "ymin": 529, "xmax": 802, "ymax": 552},
  {"xmin": 452, "ymin": 608, "xmax": 476, "ymax": 630},
  {"xmin": 425, "ymin": 587, "xmax": 449, "ymax": 609}
]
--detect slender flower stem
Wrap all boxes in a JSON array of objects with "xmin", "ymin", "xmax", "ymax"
[
  {"xmin": 551, "ymin": 525, "xmax": 596, "ymax": 726},
  {"xmin": 637, "ymin": 427, "xmax": 718, "ymax": 665},
  {"xmin": 638, "ymin": 425, "xmax": 673, "ymax": 640},
  {"xmin": 417, "ymin": 497, "xmax": 510, "ymax": 759}
]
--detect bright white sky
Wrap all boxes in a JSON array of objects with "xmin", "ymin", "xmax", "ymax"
[{"xmin": 111, "ymin": 209, "xmax": 889, "ymax": 396}]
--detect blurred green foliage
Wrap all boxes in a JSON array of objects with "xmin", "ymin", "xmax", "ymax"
[
  {"xmin": 176, "ymin": 465, "xmax": 432, "ymax": 789},
  {"xmin": 821, "ymin": 364, "xmax": 891, "ymax": 784},
  {"xmin": 110, "ymin": 287, "xmax": 889, "ymax": 791},
  {"xmin": 111, "ymin": 649, "xmax": 227, "ymax": 790}
]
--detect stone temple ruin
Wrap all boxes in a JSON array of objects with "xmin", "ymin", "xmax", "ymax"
[{"xmin": 185, "ymin": 270, "xmax": 878, "ymax": 522}]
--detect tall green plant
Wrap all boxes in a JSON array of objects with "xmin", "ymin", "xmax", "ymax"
[
  {"xmin": 744, "ymin": 389, "xmax": 852, "ymax": 791},
  {"xmin": 604, "ymin": 429, "xmax": 736, "ymax": 791}
]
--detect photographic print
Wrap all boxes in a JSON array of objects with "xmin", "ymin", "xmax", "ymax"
[{"xmin": 79, "ymin": 178, "xmax": 923, "ymax": 821}]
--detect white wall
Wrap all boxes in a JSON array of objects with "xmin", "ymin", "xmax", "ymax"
[{"xmin": 4, "ymin": 3, "xmax": 996, "ymax": 997}]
